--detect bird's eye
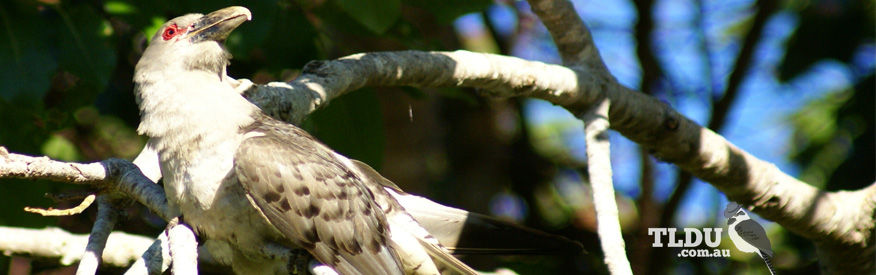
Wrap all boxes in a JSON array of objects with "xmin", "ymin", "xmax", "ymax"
[{"xmin": 162, "ymin": 24, "xmax": 183, "ymax": 41}]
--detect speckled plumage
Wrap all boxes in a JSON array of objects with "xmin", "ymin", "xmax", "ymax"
[{"xmin": 235, "ymin": 116, "xmax": 404, "ymax": 274}]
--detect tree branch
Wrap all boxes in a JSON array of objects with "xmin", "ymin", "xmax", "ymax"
[
  {"xmin": 0, "ymin": 226, "xmax": 153, "ymax": 268},
  {"xmin": 166, "ymin": 218, "xmax": 198, "ymax": 274},
  {"xmin": 0, "ymin": 147, "xmax": 173, "ymax": 220},
  {"xmin": 24, "ymin": 194, "xmax": 96, "ymax": 216},
  {"xmin": 526, "ymin": 0, "xmax": 607, "ymax": 71},
  {"xmin": 125, "ymin": 231, "xmax": 170, "ymax": 275},
  {"xmin": 76, "ymin": 196, "xmax": 118, "ymax": 275},
  {"xmin": 583, "ymin": 99, "xmax": 632, "ymax": 274}
]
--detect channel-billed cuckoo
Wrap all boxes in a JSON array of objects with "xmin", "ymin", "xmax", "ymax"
[{"xmin": 134, "ymin": 6, "xmax": 581, "ymax": 274}]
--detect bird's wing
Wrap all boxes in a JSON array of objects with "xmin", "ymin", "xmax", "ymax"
[
  {"xmin": 351, "ymin": 160, "xmax": 584, "ymax": 255},
  {"xmin": 735, "ymin": 219, "xmax": 774, "ymax": 257},
  {"xmin": 234, "ymin": 119, "xmax": 403, "ymax": 275}
]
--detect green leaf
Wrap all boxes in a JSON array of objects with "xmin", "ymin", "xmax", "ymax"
[
  {"xmin": 306, "ymin": 89, "xmax": 385, "ymax": 169},
  {"xmin": 335, "ymin": 0, "xmax": 400, "ymax": 34}
]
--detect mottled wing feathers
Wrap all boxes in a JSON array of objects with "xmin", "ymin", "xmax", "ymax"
[{"xmin": 234, "ymin": 118, "xmax": 403, "ymax": 275}]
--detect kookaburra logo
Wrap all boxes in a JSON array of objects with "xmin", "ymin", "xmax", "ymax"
[{"xmin": 724, "ymin": 202, "xmax": 776, "ymax": 275}]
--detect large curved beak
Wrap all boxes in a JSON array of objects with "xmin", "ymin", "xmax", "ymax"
[{"xmin": 187, "ymin": 6, "xmax": 252, "ymax": 43}]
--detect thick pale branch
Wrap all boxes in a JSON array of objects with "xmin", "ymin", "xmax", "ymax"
[
  {"xmin": 0, "ymin": 147, "xmax": 105, "ymax": 185},
  {"xmin": 0, "ymin": 226, "xmax": 153, "ymax": 267},
  {"xmin": 166, "ymin": 218, "xmax": 198, "ymax": 274},
  {"xmin": 0, "ymin": 148, "xmax": 172, "ymax": 220},
  {"xmin": 243, "ymin": 50, "xmax": 589, "ymax": 125}
]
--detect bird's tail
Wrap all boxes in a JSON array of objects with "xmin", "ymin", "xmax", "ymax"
[
  {"xmin": 351, "ymin": 159, "xmax": 584, "ymax": 255},
  {"xmin": 391, "ymin": 190, "xmax": 584, "ymax": 255},
  {"xmin": 758, "ymin": 250, "xmax": 776, "ymax": 275}
]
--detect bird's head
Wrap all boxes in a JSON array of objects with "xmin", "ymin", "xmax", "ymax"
[{"xmin": 136, "ymin": 6, "xmax": 251, "ymax": 77}]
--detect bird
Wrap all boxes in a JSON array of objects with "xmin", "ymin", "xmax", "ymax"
[
  {"xmin": 133, "ymin": 6, "xmax": 581, "ymax": 274},
  {"xmin": 724, "ymin": 202, "xmax": 776, "ymax": 275}
]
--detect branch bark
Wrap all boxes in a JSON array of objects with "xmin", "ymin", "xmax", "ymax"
[
  {"xmin": 76, "ymin": 196, "xmax": 118, "ymax": 275},
  {"xmin": 0, "ymin": 147, "xmax": 173, "ymax": 220},
  {"xmin": 0, "ymin": 226, "xmax": 154, "ymax": 268},
  {"xmin": 583, "ymin": 99, "xmax": 632, "ymax": 274},
  {"xmin": 166, "ymin": 218, "xmax": 198, "ymax": 275}
]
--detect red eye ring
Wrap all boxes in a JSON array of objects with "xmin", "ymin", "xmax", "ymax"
[{"xmin": 162, "ymin": 24, "xmax": 183, "ymax": 41}]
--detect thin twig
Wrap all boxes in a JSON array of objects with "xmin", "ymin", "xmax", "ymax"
[{"xmin": 24, "ymin": 194, "xmax": 96, "ymax": 216}]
